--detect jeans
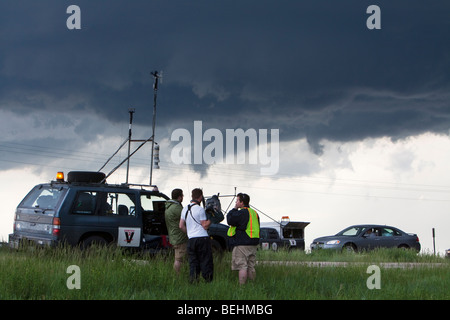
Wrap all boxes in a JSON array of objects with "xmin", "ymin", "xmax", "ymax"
[{"xmin": 187, "ymin": 236, "xmax": 214, "ymax": 282}]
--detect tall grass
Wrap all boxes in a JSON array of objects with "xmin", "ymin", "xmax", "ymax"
[
  {"xmin": 0, "ymin": 245, "xmax": 448, "ymax": 300},
  {"xmin": 258, "ymin": 247, "xmax": 446, "ymax": 263}
]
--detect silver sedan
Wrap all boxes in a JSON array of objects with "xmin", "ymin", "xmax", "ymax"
[{"xmin": 310, "ymin": 224, "xmax": 421, "ymax": 252}]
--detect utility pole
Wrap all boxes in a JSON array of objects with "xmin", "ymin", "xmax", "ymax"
[
  {"xmin": 149, "ymin": 71, "xmax": 162, "ymax": 186},
  {"xmin": 432, "ymin": 228, "xmax": 436, "ymax": 255}
]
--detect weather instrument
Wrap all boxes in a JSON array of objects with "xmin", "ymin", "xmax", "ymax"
[{"xmin": 98, "ymin": 70, "xmax": 163, "ymax": 187}]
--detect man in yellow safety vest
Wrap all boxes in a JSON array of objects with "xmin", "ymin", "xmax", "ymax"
[{"xmin": 227, "ymin": 193, "xmax": 260, "ymax": 285}]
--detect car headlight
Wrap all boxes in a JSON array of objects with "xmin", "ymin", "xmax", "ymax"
[{"xmin": 326, "ymin": 240, "xmax": 340, "ymax": 245}]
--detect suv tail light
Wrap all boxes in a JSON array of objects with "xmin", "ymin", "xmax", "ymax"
[
  {"xmin": 52, "ymin": 217, "xmax": 61, "ymax": 236},
  {"xmin": 13, "ymin": 212, "xmax": 21, "ymax": 232}
]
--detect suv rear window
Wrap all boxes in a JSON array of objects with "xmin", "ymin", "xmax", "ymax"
[
  {"xmin": 21, "ymin": 185, "xmax": 65, "ymax": 210},
  {"xmin": 72, "ymin": 191, "xmax": 97, "ymax": 215}
]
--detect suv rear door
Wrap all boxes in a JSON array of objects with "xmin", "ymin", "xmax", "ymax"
[
  {"xmin": 60, "ymin": 189, "xmax": 101, "ymax": 245},
  {"xmin": 61, "ymin": 187, "xmax": 142, "ymax": 247}
]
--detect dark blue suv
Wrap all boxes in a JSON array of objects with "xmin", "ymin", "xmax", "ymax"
[{"xmin": 9, "ymin": 171, "xmax": 170, "ymax": 250}]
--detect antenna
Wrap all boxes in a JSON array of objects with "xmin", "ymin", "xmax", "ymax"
[
  {"xmin": 126, "ymin": 108, "xmax": 135, "ymax": 184},
  {"xmin": 149, "ymin": 70, "xmax": 162, "ymax": 185}
]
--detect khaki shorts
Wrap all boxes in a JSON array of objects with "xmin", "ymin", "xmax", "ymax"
[
  {"xmin": 173, "ymin": 242, "xmax": 187, "ymax": 262},
  {"xmin": 231, "ymin": 245, "xmax": 257, "ymax": 271}
]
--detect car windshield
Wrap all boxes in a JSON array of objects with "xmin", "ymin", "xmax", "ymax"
[{"xmin": 336, "ymin": 226, "xmax": 364, "ymax": 236}]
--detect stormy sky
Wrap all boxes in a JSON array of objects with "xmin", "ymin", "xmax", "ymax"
[{"xmin": 1, "ymin": 0, "xmax": 449, "ymax": 157}]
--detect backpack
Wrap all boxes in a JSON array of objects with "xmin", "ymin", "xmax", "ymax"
[{"xmin": 205, "ymin": 194, "xmax": 224, "ymax": 224}]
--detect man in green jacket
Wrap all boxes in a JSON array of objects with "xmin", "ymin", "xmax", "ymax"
[{"xmin": 165, "ymin": 188, "xmax": 188, "ymax": 274}]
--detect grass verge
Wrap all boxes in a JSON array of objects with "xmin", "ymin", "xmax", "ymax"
[{"xmin": 0, "ymin": 245, "xmax": 448, "ymax": 300}]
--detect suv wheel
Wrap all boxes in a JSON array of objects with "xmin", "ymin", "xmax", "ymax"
[{"xmin": 81, "ymin": 235, "xmax": 109, "ymax": 249}]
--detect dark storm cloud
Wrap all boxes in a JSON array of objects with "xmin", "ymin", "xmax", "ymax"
[{"xmin": 1, "ymin": 0, "xmax": 449, "ymax": 154}]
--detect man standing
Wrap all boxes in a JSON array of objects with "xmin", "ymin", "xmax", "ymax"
[
  {"xmin": 227, "ymin": 193, "xmax": 260, "ymax": 285},
  {"xmin": 165, "ymin": 188, "xmax": 188, "ymax": 275},
  {"xmin": 179, "ymin": 188, "xmax": 213, "ymax": 283}
]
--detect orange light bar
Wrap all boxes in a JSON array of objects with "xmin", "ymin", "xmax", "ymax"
[{"xmin": 56, "ymin": 172, "xmax": 64, "ymax": 181}]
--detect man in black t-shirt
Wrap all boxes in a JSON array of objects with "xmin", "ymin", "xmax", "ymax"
[{"xmin": 226, "ymin": 193, "xmax": 260, "ymax": 285}]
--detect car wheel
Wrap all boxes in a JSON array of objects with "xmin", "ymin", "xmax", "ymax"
[
  {"xmin": 398, "ymin": 244, "xmax": 410, "ymax": 250},
  {"xmin": 343, "ymin": 243, "xmax": 356, "ymax": 253}
]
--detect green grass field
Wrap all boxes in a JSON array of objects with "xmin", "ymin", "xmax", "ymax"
[{"xmin": 0, "ymin": 245, "xmax": 449, "ymax": 300}]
